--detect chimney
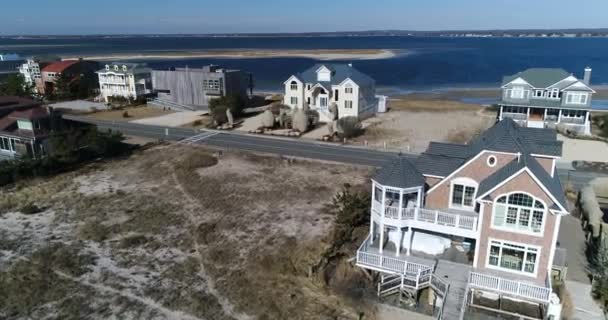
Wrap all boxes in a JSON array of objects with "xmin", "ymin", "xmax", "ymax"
[{"xmin": 584, "ymin": 67, "xmax": 592, "ymax": 85}]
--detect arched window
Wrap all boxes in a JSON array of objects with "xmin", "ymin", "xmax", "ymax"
[
  {"xmin": 290, "ymin": 81, "xmax": 298, "ymax": 90},
  {"xmin": 492, "ymin": 192, "xmax": 545, "ymax": 234}
]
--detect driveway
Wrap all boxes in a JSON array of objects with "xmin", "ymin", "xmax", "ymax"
[{"xmin": 559, "ymin": 215, "xmax": 605, "ymax": 319}]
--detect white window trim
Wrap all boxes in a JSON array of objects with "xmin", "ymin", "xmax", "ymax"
[
  {"xmin": 548, "ymin": 88, "xmax": 560, "ymax": 99},
  {"xmin": 290, "ymin": 97, "xmax": 298, "ymax": 105},
  {"xmin": 345, "ymin": 100, "xmax": 353, "ymax": 109},
  {"xmin": 490, "ymin": 191, "xmax": 547, "ymax": 237},
  {"xmin": 486, "ymin": 155, "xmax": 497, "ymax": 167},
  {"xmin": 449, "ymin": 177, "xmax": 478, "ymax": 211},
  {"xmin": 565, "ymin": 92, "xmax": 588, "ymax": 105},
  {"xmin": 485, "ymin": 238, "xmax": 541, "ymax": 278},
  {"xmin": 290, "ymin": 81, "xmax": 298, "ymax": 91}
]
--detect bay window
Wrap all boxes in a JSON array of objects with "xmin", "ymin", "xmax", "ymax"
[
  {"xmin": 492, "ymin": 193, "xmax": 545, "ymax": 234},
  {"xmin": 488, "ymin": 240, "xmax": 539, "ymax": 275}
]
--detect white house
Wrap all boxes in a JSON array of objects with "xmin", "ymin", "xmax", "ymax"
[
  {"xmin": 97, "ymin": 63, "xmax": 152, "ymax": 103},
  {"xmin": 283, "ymin": 64, "xmax": 381, "ymax": 122}
]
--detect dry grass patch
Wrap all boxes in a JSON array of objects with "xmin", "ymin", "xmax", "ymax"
[
  {"xmin": 85, "ymin": 105, "xmax": 174, "ymax": 121},
  {"xmin": 0, "ymin": 144, "xmax": 375, "ymax": 319},
  {"xmin": 388, "ymin": 97, "xmax": 483, "ymax": 112}
]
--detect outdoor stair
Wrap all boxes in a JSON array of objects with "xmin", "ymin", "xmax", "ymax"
[
  {"xmin": 377, "ymin": 274, "xmax": 402, "ymax": 298},
  {"xmin": 433, "ymin": 260, "xmax": 471, "ymax": 320}
]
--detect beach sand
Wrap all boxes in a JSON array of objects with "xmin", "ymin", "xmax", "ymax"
[{"xmin": 67, "ymin": 49, "xmax": 399, "ymax": 61}]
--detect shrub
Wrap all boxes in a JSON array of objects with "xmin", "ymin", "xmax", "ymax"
[
  {"xmin": 595, "ymin": 114, "xmax": 608, "ymax": 137},
  {"xmin": 210, "ymin": 105, "xmax": 228, "ymax": 125},
  {"xmin": 122, "ymin": 111, "xmax": 130, "ymax": 118},
  {"xmin": 261, "ymin": 110, "xmax": 275, "ymax": 128},
  {"xmin": 589, "ymin": 237, "xmax": 608, "ymax": 307},
  {"xmin": 306, "ymin": 110, "xmax": 320, "ymax": 127},
  {"xmin": 292, "ymin": 109, "xmax": 308, "ymax": 132},
  {"xmin": 20, "ymin": 203, "xmax": 43, "ymax": 215},
  {"xmin": 336, "ymin": 116, "xmax": 363, "ymax": 138},
  {"xmin": 192, "ymin": 120, "xmax": 202, "ymax": 127}
]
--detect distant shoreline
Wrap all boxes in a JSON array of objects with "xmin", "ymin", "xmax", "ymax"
[{"xmin": 64, "ymin": 49, "xmax": 399, "ymax": 61}]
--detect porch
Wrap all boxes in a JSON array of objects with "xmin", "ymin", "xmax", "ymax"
[{"xmin": 499, "ymin": 105, "xmax": 590, "ymax": 133}]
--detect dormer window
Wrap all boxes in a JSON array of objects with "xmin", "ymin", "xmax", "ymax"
[
  {"xmin": 534, "ymin": 90, "xmax": 544, "ymax": 98},
  {"xmin": 450, "ymin": 177, "xmax": 478, "ymax": 210},
  {"xmin": 114, "ymin": 65, "xmax": 119, "ymax": 71},
  {"xmin": 123, "ymin": 65, "xmax": 128, "ymax": 72},
  {"xmin": 548, "ymin": 88, "xmax": 559, "ymax": 99},
  {"xmin": 105, "ymin": 65, "xmax": 110, "ymax": 71},
  {"xmin": 317, "ymin": 66, "xmax": 331, "ymax": 82}
]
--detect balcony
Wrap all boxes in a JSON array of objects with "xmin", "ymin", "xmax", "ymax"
[
  {"xmin": 372, "ymin": 200, "xmax": 479, "ymax": 238},
  {"xmin": 468, "ymin": 271, "xmax": 551, "ymax": 303},
  {"xmin": 356, "ymin": 235, "xmax": 434, "ymax": 276}
]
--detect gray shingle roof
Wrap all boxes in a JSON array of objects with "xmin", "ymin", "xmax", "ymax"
[
  {"xmin": 477, "ymin": 154, "xmax": 567, "ymax": 210},
  {"xmin": 374, "ymin": 156, "xmax": 425, "ymax": 189},
  {"xmin": 295, "ymin": 63, "xmax": 374, "ymax": 87},
  {"xmin": 414, "ymin": 154, "xmax": 465, "ymax": 177},
  {"xmin": 502, "ymin": 68, "xmax": 571, "ymax": 88},
  {"xmin": 468, "ymin": 118, "xmax": 562, "ymax": 157}
]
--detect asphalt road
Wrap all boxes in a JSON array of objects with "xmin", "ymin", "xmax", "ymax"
[{"xmin": 64, "ymin": 115, "xmax": 605, "ymax": 190}]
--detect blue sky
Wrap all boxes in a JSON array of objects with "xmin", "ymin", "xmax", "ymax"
[{"xmin": 2, "ymin": 0, "xmax": 607, "ymax": 35}]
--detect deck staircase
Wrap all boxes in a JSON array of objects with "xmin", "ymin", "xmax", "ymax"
[{"xmin": 433, "ymin": 260, "xmax": 471, "ymax": 320}]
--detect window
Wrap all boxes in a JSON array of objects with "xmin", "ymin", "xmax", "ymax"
[
  {"xmin": 319, "ymin": 97, "xmax": 328, "ymax": 108},
  {"xmin": 566, "ymin": 92, "xmax": 588, "ymax": 105},
  {"xmin": 345, "ymin": 87, "xmax": 353, "ymax": 94},
  {"xmin": 534, "ymin": 90, "xmax": 544, "ymax": 98},
  {"xmin": 487, "ymin": 155, "xmax": 497, "ymax": 167},
  {"xmin": 345, "ymin": 100, "xmax": 353, "ymax": 109},
  {"xmin": 290, "ymin": 81, "xmax": 298, "ymax": 91},
  {"xmin": 114, "ymin": 65, "xmax": 119, "ymax": 71},
  {"xmin": 451, "ymin": 183, "xmax": 476, "ymax": 208},
  {"xmin": 374, "ymin": 186, "xmax": 382, "ymax": 202},
  {"xmin": 487, "ymin": 240, "xmax": 539, "ymax": 275},
  {"xmin": 509, "ymin": 86, "xmax": 526, "ymax": 99},
  {"xmin": 493, "ymin": 193, "xmax": 545, "ymax": 234},
  {"xmin": 105, "ymin": 65, "xmax": 110, "ymax": 71},
  {"xmin": 307, "ymin": 84, "xmax": 311, "ymax": 90},
  {"xmin": 17, "ymin": 120, "xmax": 33, "ymax": 131},
  {"xmin": 290, "ymin": 97, "xmax": 298, "ymax": 105},
  {"xmin": 548, "ymin": 88, "xmax": 560, "ymax": 99},
  {"xmin": 307, "ymin": 97, "xmax": 310, "ymax": 105},
  {"xmin": 334, "ymin": 89, "xmax": 339, "ymax": 101},
  {"xmin": 0, "ymin": 137, "xmax": 15, "ymax": 153},
  {"xmin": 203, "ymin": 79, "xmax": 222, "ymax": 91},
  {"xmin": 122, "ymin": 65, "xmax": 128, "ymax": 72}
]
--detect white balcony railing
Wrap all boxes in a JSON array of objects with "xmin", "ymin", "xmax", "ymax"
[
  {"xmin": 469, "ymin": 272, "xmax": 551, "ymax": 303},
  {"xmin": 356, "ymin": 236, "xmax": 432, "ymax": 275},
  {"xmin": 502, "ymin": 112, "xmax": 528, "ymax": 121},
  {"xmin": 372, "ymin": 200, "xmax": 479, "ymax": 233}
]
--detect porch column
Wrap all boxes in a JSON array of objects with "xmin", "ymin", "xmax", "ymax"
[
  {"xmin": 407, "ymin": 228, "xmax": 414, "ymax": 256},
  {"xmin": 526, "ymin": 107, "xmax": 530, "ymax": 120},
  {"xmin": 369, "ymin": 219, "xmax": 374, "ymax": 245},
  {"xmin": 543, "ymin": 108, "xmax": 547, "ymax": 121},
  {"xmin": 379, "ymin": 222, "xmax": 385, "ymax": 254},
  {"xmin": 416, "ymin": 188, "xmax": 422, "ymax": 207},
  {"xmin": 558, "ymin": 109, "xmax": 562, "ymax": 123},
  {"xmin": 499, "ymin": 106, "xmax": 503, "ymax": 121},
  {"xmin": 398, "ymin": 190, "xmax": 403, "ymax": 220},
  {"xmin": 396, "ymin": 229, "xmax": 403, "ymax": 257},
  {"xmin": 381, "ymin": 186, "xmax": 386, "ymax": 218}
]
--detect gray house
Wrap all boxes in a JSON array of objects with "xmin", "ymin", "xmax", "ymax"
[
  {"xmin": 498, "ymin": 67, "xmax": 596, "ymax": 134},
  {"xmin": 152, "ymin": 65, "xmax": 252, "ymax": 110}
]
